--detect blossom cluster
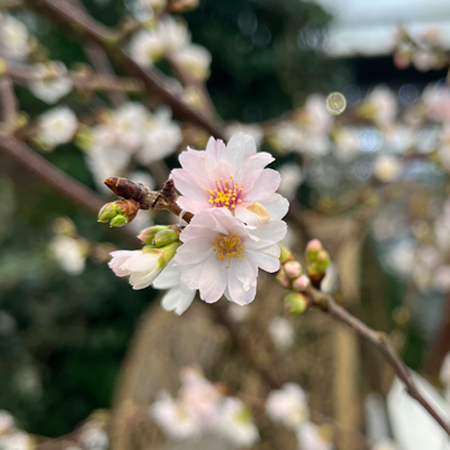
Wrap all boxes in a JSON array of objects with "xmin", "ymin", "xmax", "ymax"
[
  {"xmin": 129, "ymin": 16, "xmax": 211, "ymax": 81},
  {"xmin": 83, "ymin": 103, "xmax": 181, "ymax": 190},
  {"xmin": 150, "ymin": 367, "xmax": 259, "ymax": 447},
  {"xmin": 109, "ymin": 132, "xmax": 289, "ymax": 312}
]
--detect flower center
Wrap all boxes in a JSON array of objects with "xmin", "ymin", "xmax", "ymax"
[
  {"xmin": 206, "ymin": 176, "xmax": 243, "ymax": 210},
  {"xmin": 213, "ymin": 234, "xmax": 246, "ymax": 268}
]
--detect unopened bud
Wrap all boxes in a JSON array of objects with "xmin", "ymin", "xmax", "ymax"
[
  {"xmin": 284, "ymin": 261, "xmax": 302, "ymax": 279},
  {"xmin": 306, "ymin": 239, "xmax": 323, "ymax": 256},
  {"xmin": 276, "ymin": 268, "xmax": 290, "ymax": 288},
  {"xmin": 98, "ymin": 199, "xmax": 139, "ymax": 228},
  {"xmin": 153, "ymin": 228, "xmax": 180, "ymax": 247},
  {"xmin": 138, "ymin": 225, "xmax": 167, "ymax": 244},
  {"xmin": 278, "ymin": 243, "xmax": 294, "ymax": 264},
  {"xmin": 284, "ymin": 293, "xmax": 309, "ymax": 315},
  {"xmin": 293, "ymin": 275, "xmax": 310, "ymax": 291},
  {"xmin": 109, "ymin": 215, "xmax": 128, "ymax": 227}
]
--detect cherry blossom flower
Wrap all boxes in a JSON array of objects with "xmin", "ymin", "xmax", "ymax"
[
  {"xmin": 109, "ymin": 242, "xmax": 179, "ymax": 290},
  {"xmin": 265, "ymin": 383, "xmax": 309, "ymax": 429},
  {"xmin": 152, "ymin": 261, "xmax": 196, "ymax": 315},
  {"xmin": 0, "ymin": 14, "xmax": 30, "ymax": 61},
  {"xmin": 175, "ymin": 208, "xmax": 286, "ymax": 305},
  {"xmin": 173, "ymin": 44, "xmax": 211, "ymax": 81},
  {"xmin": 28, "ymin": 62, "xmax": 73, "ymax": 104},
  {"xmin": 38, "ymin": 106, "xmax": 78, "ymax": 150},
  {"xmin": 49, "ymin": 235, "xmax": 86, "ymax": 275},
  {"xmin": 171, "ymin": 132, "xmax": 288, "ymax": 226},
  {"xmin": 296, "ymin": 422, "xmax": 333, "ymax": 450},
  {"xmin": 219, "ymin": 398, "xmax": 260, "ymax": 448},
  {"xmin": 268, "ymin": 317, "xmax": 295, "ymax": 351},
  {"xmin": 150, "ymin": 391, "xmax": 199, "ymax": 440}
]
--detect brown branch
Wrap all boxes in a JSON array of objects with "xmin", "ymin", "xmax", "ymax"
[
  {"xmin": 27, "ymin": 0, "xmax": 226, "ymax": 140},
  {"xmin": 304, "ymin": 285, "xmax": 450, "ymax": 437},
  {"xmin": 0, "ymin": 75, "xmax": 17, "ymax": 123},
  {"xmin": 6, "ymin": 64, "xmax": 143, "ymax": 94}
]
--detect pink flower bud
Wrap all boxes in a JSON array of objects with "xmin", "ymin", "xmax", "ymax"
[
  {"xmin": 293, "ymin": 275, "xmax": 310, "ymax": 291},
  {"xmin": 284, "ymin": 261, "xmax": 302, "ymax": 279},
  {"xmin": 276, "ymin": 268, "xmax": 290, "ymax": 288},
  {"xmin": 306, "ymin": 239, "xmax": 323, "ymax": 254}
]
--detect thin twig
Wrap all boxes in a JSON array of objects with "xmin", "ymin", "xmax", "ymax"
[
  {"xmin": 27, "ymin": 0, "xmax": 226, "ymax": 140},
  {"xmin": 304, "ymin": 285, "xmax": 450, "ymax": 437}
]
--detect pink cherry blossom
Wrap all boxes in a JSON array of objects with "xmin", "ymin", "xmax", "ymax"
[
  {"xmin": 175, "ymin": 208, "xmax": 286, "ymax": 305},
  {"xmin": 171, "ymin": 132, "xmax": 288, "ymax": 225}
]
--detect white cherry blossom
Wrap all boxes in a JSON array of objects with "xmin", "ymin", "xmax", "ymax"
[
  {"xmin": 38, "ymin": 106, "xmax": 78, "ymax": 150},
  {"xmin": 175, "ymin": 208, "xmax": 286, "ymax": 305},
  {"xmin": 266, "ymin": 383, "xmax": 308, "ymax": 429}
]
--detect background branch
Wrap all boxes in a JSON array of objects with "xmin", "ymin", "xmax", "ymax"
[
  {"xmin": 28, "ymin": 0, "xmax": 226, "ymax": 140},
  {"xmin": 304, "ymin": 285, "xmax": 450, "ymax": 437}
]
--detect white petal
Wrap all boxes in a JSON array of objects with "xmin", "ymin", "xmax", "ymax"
[
  {"xmin": 259, "ymin": 194, "xmax": 290, "ymax": 221},
  {"xmin": 161, "ymin": 286, "xmax": 196, "ymax": 315},
  {"xmin": 246, "ymin": 249, "xmax": 280, "ymax": 273},
  {"xmin": 152, "ymin": 261, "xmax": 181, "ymax": 289},
  {"xmin": 226, "ymin": 132, "xmax": 257, "ymax": 169},
  {"xmin": 198, "ymin": 254, "xmax": 227, "ymax": 303}
]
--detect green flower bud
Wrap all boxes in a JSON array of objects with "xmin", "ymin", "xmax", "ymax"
[
  {"xmin": 138, "ymin": 225, "xmax": 168, "ymax": 244},
  {"xmin": 278, "ymin": 243, "xmax": 294, "ymax": 264},
  {"xmin": 109, "ymin": 214, "xmax": 128, "ymax": 228},
  {"xmin": 276, "ymin": 268, "xmax": 290, "ymax": 288},
  {"xmin": 98, "ymin": 202, "xmax": 121, "ymax": 223},
  {"xmin": 153, "ymin": 228, "xmax": 180, "ymax": 247},
  {"xmin": 98, "ymin": 199, "xmax": 139, "ymax": 228},
  {"xmin": 284, "ymin": 293, "xmax": 309, "ymax": 315}
]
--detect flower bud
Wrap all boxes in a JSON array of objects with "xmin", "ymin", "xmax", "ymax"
[
  {"xmin": 276, "ymin": 268, "xmax": 290, "ymax": 288},
  {"xmin": 138, "ymin": 225, "xmax": 167, "ymax": 244},
  {"xmin": 284, "ymin": 261, "xmax": 302, "ymax": 279},
  {"xmin": 144, "ymin": 241, "xmax": 180, "ymax": 268},
  {"xmin": 293, "ymin": 275, "xmax": 310, "ymax": 291},
  {"xmin": 305, "ymin": 239, "xmax": 323, "ymax": 256},
  {"xmin": 305, "ymin": 239, "xmax": 330, "ymax": 287},
  {"xmin": 98, "ymin": 199, "xmax": 139, "ymax": 228},
  {"xmin": 284, "ymin": 293, "xmax": 309, "ymax": 315},
  {"xmin": 153, "ymin": 228, "xmax": 180, "ymax": 247},
  {"xmin": 278, "ymin": 243, "xmax": 294, "ymax": 265}
]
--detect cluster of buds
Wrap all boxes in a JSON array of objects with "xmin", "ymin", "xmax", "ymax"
[
  {"xmin": 138, "ymin": 225, "xmax": 181, "ymax": 248},
  {"xmin": 97, "ymin": 199, "xmax": 140, "ymax": 227},
  {"xmin": 277, "ymin": 240, "xmax": 331, "ymax": 315},
  {"xmin": 305, "ymin": 239, "xmax": 330, "ymax": 287}
]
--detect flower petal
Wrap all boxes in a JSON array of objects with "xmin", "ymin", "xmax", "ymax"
[
  {"xmin": 259, "ymin": 194, "xmax": 289, "ymax": 221},
  {"xmin": 226, "ymin": 132, "xmax": 257, "ymax": 169},
  {"xmin": 227, "ymin": 261, "xmax": 257, "ymax": 305},
  {"xmin": 246, "ymin": 249, "xmax": 280, "ymax": 273},
  {"xmin": 198, "ymin": 254, "xmax": 227, "ymax": 303},
  {"xmin": 244, "ymin": 169, "xmax": 281, "ymax": 202},
  {"xmin": 161, "ymin": 286, "xmax": 196, "ymax": 315}
]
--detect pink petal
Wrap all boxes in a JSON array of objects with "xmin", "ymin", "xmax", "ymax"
[
  {"xmin": 205, "ymin": 137, "xmax": 227, "ymax": 172},
  {"xmin": 171, "ymin": 168, "xmax": 208, "ymax": 201},
  {"xmin": 237, "ymin": 152, "xmax": 274, "ymax": 185},
  {"xmin": 244, "ymin": 169, "xmax": 281, "ymax": 202},
  {"xmin": 176, "ymin": 237, "xmax": 213, "ymax": 264},
  {"xmin": 178, "ymin": 149, "xmax": 207, "ymax": 180},
  {"xmin": 177, "ymin": 197, "xmax": 209, "ymax": 214}
]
